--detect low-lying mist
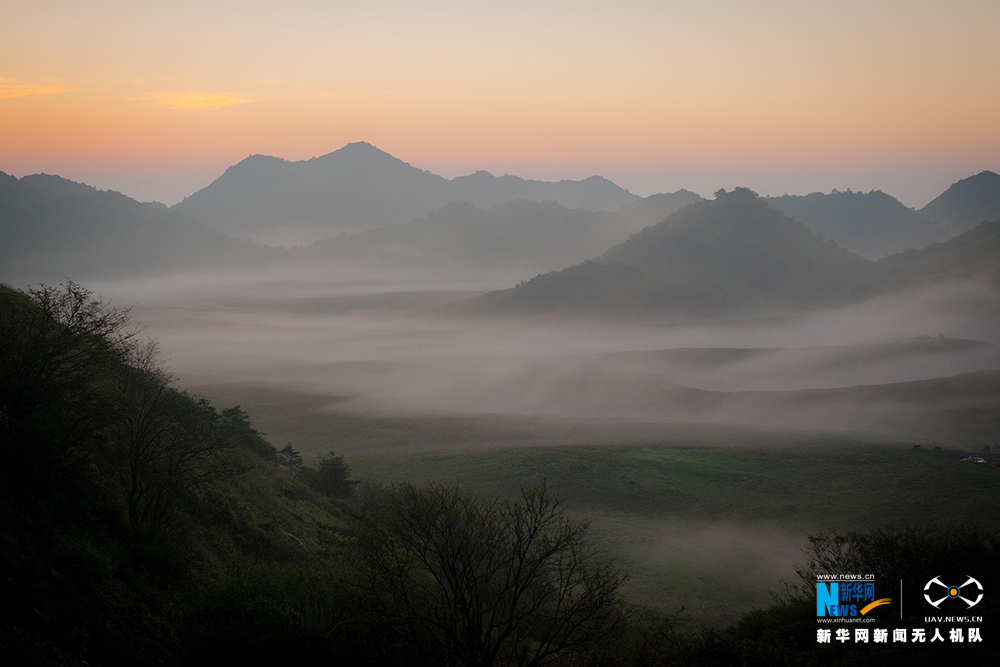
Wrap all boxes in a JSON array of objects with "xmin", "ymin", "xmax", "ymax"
[{"xmin": 88, "ymin": 267, "xmax": 1000, "ymax": 447}]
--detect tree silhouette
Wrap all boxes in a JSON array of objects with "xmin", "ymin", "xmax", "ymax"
[{"xmin": 352, "ymin": 481, "xmax": 626, "ymax": 667}]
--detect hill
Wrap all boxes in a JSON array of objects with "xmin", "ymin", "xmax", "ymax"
[
  {"xmin": 298, "ymin": 191, "xmax": 703, "ymax": 275},
  {"xmin": 0, "ymin": 171, "xmax": 277, "ymax": 282},
  {"xmin": 765, "ymin": 189, "xmax": 947, "ymax": 259},
  {"xmin": 0, "ymin": 283, "xmax": 360, "ymax": 664},
  {"xmin": 172, "ymin": 142, "xmax": 638, "ymax": 241},
  {"xmin": 468, "ymin": 188, "xmax": 871, "ymax": 318},
  {"xmin": 856, "ymin": 218, "xmax": 1000, "ymax": 296},
  {"xmin": 611, "ymin": 189, "xmax": 705, "ymax": 237},
  {"xmin": 300, "ymin": 200, "xmax": 618, "ymax": 274},
  {"xmin": 920, "ymin": 170, "xmax": 1000, "ymax": 234}
]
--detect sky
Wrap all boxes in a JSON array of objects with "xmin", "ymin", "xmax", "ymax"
[{"xmin": 1, "ymin": 0, "xmax": 998, "ymax": 206}]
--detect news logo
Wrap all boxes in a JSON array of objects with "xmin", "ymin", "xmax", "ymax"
[
  {"xmin": 816, "ymin": 579, "xmax": 892, "ymax": 617},
  {"xmin": 924, "ymin": 576, "xmax": 984, "ymax": 610}
]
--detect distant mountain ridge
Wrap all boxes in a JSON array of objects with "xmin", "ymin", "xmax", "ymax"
[
  {"xmin": 468, "ymin": 188, "xmax": 870, "ymax": 317},
  {"xmin": 920, "ymin": 171, "xmax": 1000, "ymax": 235},
  {"xmin": 301, "ymin": 200, "xmax": 615, "ymax": 274},
  {"xmin": 764, "ymin": 189, "xmax": 948, "ymax": 259},
  {"xmin": 0, "ymin": 171, "xmax": 277, "ymax": 282},
  {"xmin": 300, "ymin": 189, "xmax": 704, "ymax": 275},
  {"xmin": 173, "ymin": 142, "xmax": 639, "ymax": 240},
  {"xmin": 854, "ymin": 218, "xmax": 1000, "ymax": 297},
  {"xmin": 466, "ymin": 188, "xmax": 1000, "ymax": 319}
]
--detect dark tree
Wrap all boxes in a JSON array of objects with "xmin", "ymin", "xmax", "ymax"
[
  {"xmin": 301, "ymin": 451, "xmax": 356, "ymax": 498},
  {"xmin": 0, "ymin": 281, "xmax": 134, "ymax": 499},
  {"xmin": 352, "ymin": 481, "xmax": 626, "ymax": 667},
  {"xmin": 278, "ymin": 442, "xmax": 303, "ymax": 477},
  {"xmin": 111, "ymin": 340, "xmax": 239, "ymax": 539}
]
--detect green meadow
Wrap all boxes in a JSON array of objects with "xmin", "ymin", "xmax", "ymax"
[
  {"xmin": 190, "ymin": 378, "xmax": 1000, "ymax": 624},
  {"xmin": 350, "ymin": 442, "xmax": 1000, "ymax": 623}
]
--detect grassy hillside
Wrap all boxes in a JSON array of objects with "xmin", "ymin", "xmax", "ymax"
[
  {"xmin": 0, "ymin": 283, "xmax": 362, "ymax": 665},
  {"xmin": 350, "ymin": 441, "xmax": 1000, "ymax": 619}
]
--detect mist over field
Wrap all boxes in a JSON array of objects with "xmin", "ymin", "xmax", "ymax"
[
  {"xmin": 5, "ymin": 2, "xmax": 1000, "ymax": 659},
  {"xmin": 79, "ymin": 267, "xmax": 997, "ymax": 453}
]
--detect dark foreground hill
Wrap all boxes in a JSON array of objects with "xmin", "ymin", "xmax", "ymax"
[
  {"xmin": 465, "ymin": 189, "xmax": 1000, "ymax": 319},
  {"xmin": 0, "ymin": 171, "xmax": 278, "ymax": 282},
  {"xmin": 765, "ymin": 189, "xmax": 947, "ymax": 259},
  {"xmin": 921, "ymin": 170, "xmax": 1000, "ymax": 235},
  {"xmin": 173, "ymin": 141, "xmax": 638, "ymax": 239}
]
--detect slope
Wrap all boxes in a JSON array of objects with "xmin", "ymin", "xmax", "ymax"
[
  {"xmin": 172, "ymin": 142, "xmax": 638, "ymax": 239},
  {"xmin": 920, "ymin": 170, "xmax": 1000, "ymax": 235},
  {"xmin": 765, "ymin": 189, "xmax": 947, "ymax": 258},
  {"xmin": 0, "ymin": 171, "xmax": 277, "ymax": 282}
]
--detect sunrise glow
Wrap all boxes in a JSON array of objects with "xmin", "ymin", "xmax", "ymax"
[{"xmin": 2, "ymin": 1, "xmax": 998, "ymax": 204}]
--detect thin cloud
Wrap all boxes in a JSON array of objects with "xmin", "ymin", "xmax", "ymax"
[
  {"xmin": 0, "ymin": 76, "xmax": 69, "ymax": 99},
  {"xmin": 143, "ymin": 91, "xmax": 251, "ymax": 110}
]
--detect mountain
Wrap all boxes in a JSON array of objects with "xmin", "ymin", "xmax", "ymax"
[
  {"xmin": 172, "ymin": 142, "xmax": 638, "ymax": 241},
  {"xmin": 467, "ymin": 188, "xmax": 872, "ymax": 318},
  {"xmin": 612, "ymin": 189, "xmax": 705, "ymax": 237},
  {"xmin": 301, "ymin": 200, "xmax": 618, "ymax": 274},
  {"xmin": 920, "ymin": 171, "xmax": 1000, "ymax": 235},
  {"xmin": 0, "ymin": 171, "xmax": 277, "ymax": 282},
  {"xmin": 299, "ymin": 190, "xmax": 704, "ymax": 275},
  {"xmin": 449, "ymin": 171, "xmax": 639, "ymax": 213},
  {"xmin": 856, "ymin": 218, "xmax": 1000, "ymax": 296},
  {"xmin": 465, "ymin": 189, "xmax": 1000, "ymax": 320},
  {"xmin": 765, "ymin": 189, "xmax": 948, "ymax": 259}
]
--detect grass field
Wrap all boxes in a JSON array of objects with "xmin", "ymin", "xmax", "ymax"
[
  {"xmin": 349, "ymin": 442, "xmax": 1000, "ymax": 623},
  {"xmin": 187, "ymin": 379, "xmax": 1000, "ymax": 623}
]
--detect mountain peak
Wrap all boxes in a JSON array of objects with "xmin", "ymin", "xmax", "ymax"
[
  {"xmin": 315, "ymin": 141, "xmax": 397, "ymax": 161},
  {"xmin": 221, "ymin": 153, "xmax": 288, "ymax": 177},
  {"xmin": 921, "ymin": 169, "xmax": 1000, "ymax": 235},
  {"xmin": 173, "ymin": 145, "xmax": 638, "ymax": 233}
]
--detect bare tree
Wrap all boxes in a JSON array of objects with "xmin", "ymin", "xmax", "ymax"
[
  {"xmin": 111, "ymin": 341, "xmax": 236, "ymax": 539},
  {"xmin": 352, "ymin": 481, "xmax": 626, "ymax": 667},
  {"xmin": 1, "ymin": 281, "xmax": 134, "ymax": 454}
]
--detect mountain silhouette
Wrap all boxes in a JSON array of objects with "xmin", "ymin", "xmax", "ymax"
[
  {"xmin": 611, "ymin": 189, "xmax": 705, "ymax": 237},
  {"xmin": 920, "ymin": 171, "xmax": 1000, "ymax": 235},
  {"xmin": 469, "ymin": 188, "xmax": 870, "ymax": 318},
  {"xmin": 466, "ymin": 189, "xmax": 1000, "ymax": 320},
  {"xmin": 0, "ymin": 171, "xmax": 276, "ymax": 282},
  {"xmin": 299, "ymin": 190, "xmax": 704, "ymax": 274},
  {"xmin": 172, "ymin": 142, "xmax": 638, "ymax": 240},
  {"xmin": 301, "ymin": 200, "xmax": 616, "ymax": 274},
  {"xmin": 765, "ymin": 189, "xmax": 948, "ymax": 259},
  {"xmin": 854, "ymin": 218, "xmax": 1000, "ymax": 297}
]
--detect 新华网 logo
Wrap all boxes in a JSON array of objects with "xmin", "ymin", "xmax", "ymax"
[
  {"xmin": 924, "ymin": 576, "xmax": 984, "ymax": 609},
  {"xmin": 816, "ymin": 581, "xmax": 892, "ymax": 617}
]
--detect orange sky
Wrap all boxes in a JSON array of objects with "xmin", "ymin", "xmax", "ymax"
[{"xmin": 2, "ymin": 1, "xmax": 998, "ymax": 205}]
